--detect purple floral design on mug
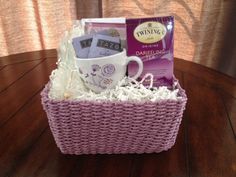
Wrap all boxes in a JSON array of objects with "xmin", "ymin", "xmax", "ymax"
[
  {"xmin": 101, "ymin": 64, "xmax": 115, "ymax": 77},
  {"xmin": 78, "ymin": 67, "xmax": 89, "ymax": 78},
  {"xmin": 99, "ymin": 78, "xmax": 113, "ymax": 86},
  {"xmin": 78, "ymin": 63, "xmax": 116, "ymax": 90},
  {"xmin": 91, "ymin": 64, "xmax": 101, "ymax": 76},
  {"xmin": 88, "ymin": 64, "xmax": 106, "ymax": 89}
]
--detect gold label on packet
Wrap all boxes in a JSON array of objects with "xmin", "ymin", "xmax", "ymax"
[{"xmin": 134, "ymin": 21, "xmax": 167, "ymax": 44}]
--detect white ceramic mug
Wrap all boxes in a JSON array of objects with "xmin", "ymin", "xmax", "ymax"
[{"xmin": 75, "ymin": 49, "xmax": 143, "ymax": 93}]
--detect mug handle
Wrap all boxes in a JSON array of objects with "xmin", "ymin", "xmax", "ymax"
[{"xmin": 126, "ymin": 56, "xmax": 143, "ymax": 80}]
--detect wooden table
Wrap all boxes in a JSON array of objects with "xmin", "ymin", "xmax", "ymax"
[{"xmin": 0, "ymin": 50, "xmax": 236, "ymax": 177}]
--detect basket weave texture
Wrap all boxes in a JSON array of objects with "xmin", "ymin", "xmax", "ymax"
[{"xmin": 41, "ymin": 81, "xmax": 187, "ymax": 155}]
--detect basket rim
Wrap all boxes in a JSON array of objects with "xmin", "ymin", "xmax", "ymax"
[{"xmin": 41, "ymin": 77, "xmax": 187, "ymax": 105}]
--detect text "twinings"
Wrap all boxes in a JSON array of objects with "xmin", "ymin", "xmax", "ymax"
[{"xmin": 134, "ymin": 21, "xmax": 166, "ymax": 44}]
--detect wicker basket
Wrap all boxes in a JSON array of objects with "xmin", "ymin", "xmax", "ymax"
[{"xmin": 41, "ymin": 80, "xmax": 187, "ymax": 155}]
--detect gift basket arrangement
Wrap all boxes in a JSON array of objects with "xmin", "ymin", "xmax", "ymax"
[{"xmin": 41, "ymin": 16, "xmax": 187, "ymax": 155}]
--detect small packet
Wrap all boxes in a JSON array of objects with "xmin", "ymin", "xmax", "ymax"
[
  {"xmin": 72, "ymin": 34, "xmax": 93, "ymax": 58},
  {"xmin": 88, "ymin": 34, "xmax": 122, "ymax": 58}
]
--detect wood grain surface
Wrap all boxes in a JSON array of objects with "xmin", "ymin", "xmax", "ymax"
[
  {"xmin": 0, "ymin": 50, "xmax": 235, "ymax": 177},
  {"xmin": 184, "ymin": 74, "xmax": 236, "ymax": 177}
]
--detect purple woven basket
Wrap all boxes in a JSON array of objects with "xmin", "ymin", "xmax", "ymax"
[{"xmin": 41, "ymin": 80, "xmax": 187, "ymax": 155}]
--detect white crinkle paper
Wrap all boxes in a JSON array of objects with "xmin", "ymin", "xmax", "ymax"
[{"xmin": 48, "ymin": 21, "xmax": 181, "ymax": 102}]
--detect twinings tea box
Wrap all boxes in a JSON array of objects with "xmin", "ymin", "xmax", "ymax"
[{"xmin": 126, "ymin": 16, "xmax": 174, "ymax": 87}]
